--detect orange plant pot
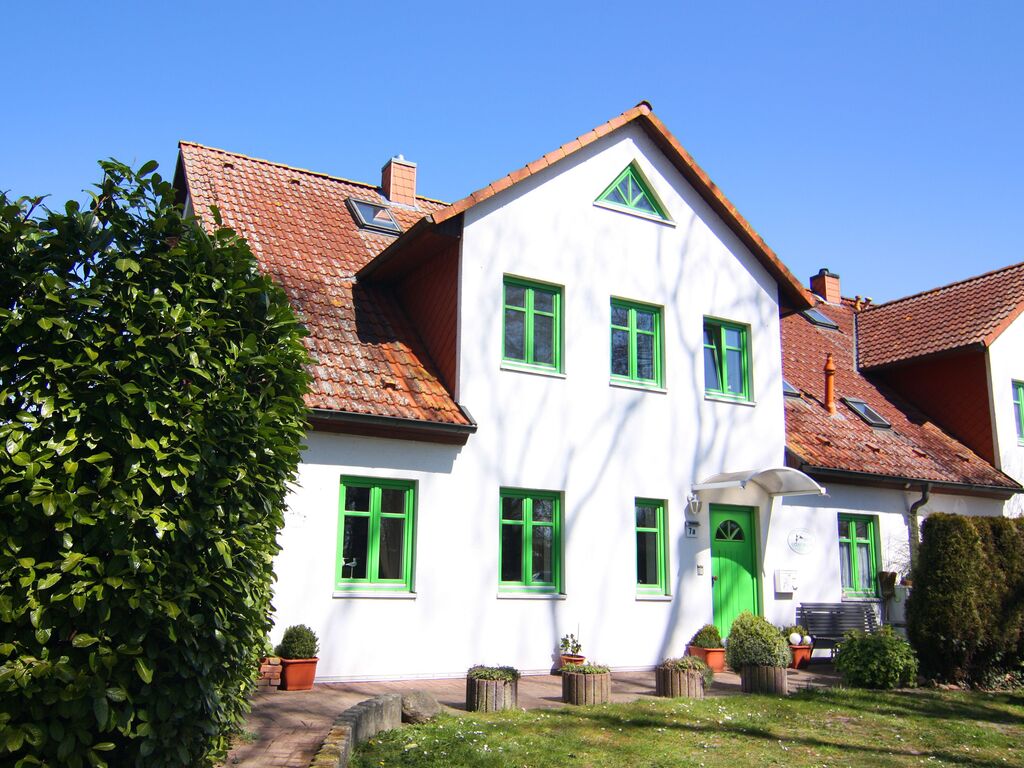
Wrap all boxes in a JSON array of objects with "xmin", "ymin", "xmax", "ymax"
[
  {"xmin": 558, "ymin": 654, "xmax": 586, "ymax": 671},
  {"xmin": 279, "ymin": 658, "xmax": 318, "ymax": 690},
  {"xmin": 789, "ymin": 645, "xmax": 812, "ymax": 670},
  {"xmin": 687, "ymin": 645, "xmax": 725, "ymax": 673}
]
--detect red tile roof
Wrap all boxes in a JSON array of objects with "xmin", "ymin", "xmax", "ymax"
[
  {"xmin": 783, "ymin": 301, "xmax": 1019, "ymax": 492},
  {"xmin": 366, "ymin": 102, "xmax": 813, "ymax": 310},
  {"xmin": 177, "ymin": 141, "xmax": 471, "ymax": 427},
  {"xmin": 857, "ymin": 261, "xmax": 1024, "ymax": 369}
]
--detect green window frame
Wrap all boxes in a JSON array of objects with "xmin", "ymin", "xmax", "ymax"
[
  {"xmin": 336, "ymin": 477, "xmax": 415, "ymax": 592},
  {"xmin": 838, "ymin": 514, "xmax": 879, "ymax": 598},
  {"xmin": 502, "ymin": 277, "xmax": 563, "ymax": 372},
  {"xmin": 635, "ymin": 498, "xmax": 668, "ymax": 595},
  {"xmin": 610, "ymin": 299, "xmax": 663, "ymax": 387},
  {"xmin": 595, "ymin": 163, "xmax": 669, "ymax": 221},
  {"xmin": 703, "ymin": 318, "xmax": 751, "ymax": 401},
  {"xmin": 1013, "ymin": 380, "xmax": 1024, "ymax": 443},
  {"xmin": 499, "ymin": 489, "xmax": 562, "ymax": 593}
]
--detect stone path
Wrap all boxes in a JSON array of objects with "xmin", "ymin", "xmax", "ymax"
[{"xmin": 224, "ymin": 665, "xmax": 840, "ymax": 767}]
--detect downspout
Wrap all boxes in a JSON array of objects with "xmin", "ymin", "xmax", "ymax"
[{"xmin": 907, "ymin": 483, "xmax": 931, "ymax": 573}]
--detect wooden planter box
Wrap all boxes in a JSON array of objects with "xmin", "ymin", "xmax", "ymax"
[
  {"xmin": 739, "ymin": 665, "xmax": 788, "ymax": 695},
  {"xmin": 561, "ymin": 671, "xmax": 611, "ymax": 705},
  {"xmin": 466, "ymin": 677, "xmax": 518, "ymax": 712},
  {"xmin": 279, "ymin": 658, "xmax": 318, "ymax": 691},
  {"xmin": 687, "ymin": 645, "xmax": 725, "ymax": 672},
  {"xmin": 789, "ymin": 645, "xmax": 812, "ymax": 669},
  {"xmin": 654, "ymin": 668, "xmax": 705, "ymax": 699}
]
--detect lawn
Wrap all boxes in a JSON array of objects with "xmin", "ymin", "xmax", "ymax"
[{"xmin": 350, "ymin": 688, "xmax": 1023, "ymax": 767}]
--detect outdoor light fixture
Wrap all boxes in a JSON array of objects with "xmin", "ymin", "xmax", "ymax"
[{"xmin": 685, "ymin": 493, "xmax": 703, "ymax": 524}]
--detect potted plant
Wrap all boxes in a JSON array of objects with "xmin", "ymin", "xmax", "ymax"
[
  {"xmin": 726, "ymin": 612, "xmax": 791, "ymax": 695},
  {"xmin": 558, "ymin": 632, "xmax": 585, "ymax": 669},
  {"xmin": 465, "ymin": 665, "xmax": 520, "ymax": 712},
  {"xmin": 560, "ymin": 663, "xmax": 611, "ymax": 705},
  {"xmin": 686, "ymin": 624, "xmax": 725, "ymax": 672},
  {"xmin": 655, "ymin": 656, "xmax": 712, "ymax": 699},
  {"xmin": 274, "ymin": 624, "xmax": 320, "ymax": 691},
  {"xmin": 782, "ymin": 624, "xmax": 813, "ymax": 669}
]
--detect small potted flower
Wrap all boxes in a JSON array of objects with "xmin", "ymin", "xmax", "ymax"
[
  {"xmin": 726, "ymin": 612, "xmax": 790, "ymax": 695},
  {"xmin": 561, "ymin": 662, "xmax": 611, "ymax": 705},
  {"xmin": 686, "ymin": 624, "xmax": 725, "ymax": 672},
  {"xmin": 274, "ymin": 624, "xmax": 320, "ymax": 691},
  {"xmin": 558, "ymin": 632, "xmax": 585, "ymax": 669},
  {"xmin": 782, "ymin": 624, "xmax": 813, "ymax": 669},
  {"xmin": 466, "ymin": 665, "xmax": 520, "ymax": 711},
  {"xmin": 655, "ymin": 656, "xmax": 712, "ymax": 699}
]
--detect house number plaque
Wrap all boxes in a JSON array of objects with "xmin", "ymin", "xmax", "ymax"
[{"xmin": 787, "ymin": 529, "xmax": 813, "ymax": 554}]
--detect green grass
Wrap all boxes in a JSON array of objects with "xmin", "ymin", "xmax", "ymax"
[{"xmin": 351, "ymin": 688, "xmax": 1023, "ymax": 767}]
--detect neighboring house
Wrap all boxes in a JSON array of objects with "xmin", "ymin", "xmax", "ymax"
[{"xmin": 174, "ymin": 103, "xmax": 1020, "ymax": 680}]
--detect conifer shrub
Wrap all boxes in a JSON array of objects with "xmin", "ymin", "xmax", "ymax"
[
  {"xmin": 688, "ymin": 624, "xmax": 724, "ymax": 648},
  {"xmin": 835, "ymin": 627, "xmax": 918, "ymax": 689},
  {"xmin": 725, "ymin": 612, "xmax": 790, "ymax": 669},
  {"xmin": 275, "ymin": 625, "xmax": 320, "ymax": 660},
  {"xmin": 0, "ymin": 162, "xmax": 310, "ymax": 766}
]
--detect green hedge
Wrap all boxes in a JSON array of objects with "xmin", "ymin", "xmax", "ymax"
[
  {"xmin": 835, "ymin": 627, "xmax": 918, "ymax": 689},
  {"xmin": 0, "ymin": 161, "xmax": 310, "ymax": 766},
  {"xmin": 907, "ymin": 513, "xmax": 1024, "ymax": 684}
]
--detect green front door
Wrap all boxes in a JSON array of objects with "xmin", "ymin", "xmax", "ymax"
[{"xmin": 710, "ymin": 505, "xmax": 759, "ymax": 638}]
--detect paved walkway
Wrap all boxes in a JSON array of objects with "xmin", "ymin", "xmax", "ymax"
[{"xmin": 224, "ymin": 665, "xmax": 840, "ymax": 767}]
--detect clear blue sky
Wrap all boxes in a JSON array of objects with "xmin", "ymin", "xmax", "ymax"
[{"xmin": 4, "ymin": 1, "xmax": 1021, "ymax": 303}]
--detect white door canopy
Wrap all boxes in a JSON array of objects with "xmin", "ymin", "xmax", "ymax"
[{"xmin": 692, "ymin": 467, "xmax": 826, "ymax": 497}]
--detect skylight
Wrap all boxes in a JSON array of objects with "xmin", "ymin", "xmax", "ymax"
[
  {"xmin": 843, "ymin": 397, "xmax": 890, "ymax": 428},
  {"xmin": 595, "ymin": 163, "xmax": 669, "ymax": 221},
  {"xmin": 802, "ymin": 308, "xmax": 839, "ymax": 330},
  {"xmin": 347, "ymin": 198, "xmax": 401, "ymax": 235},
  {"xmin": 783, "ymin": 380, "xmax": 801, "ymax": 397}
]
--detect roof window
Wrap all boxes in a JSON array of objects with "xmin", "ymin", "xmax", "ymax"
[
  {"xmin": 783, "ymin": 379, "xmax": 801, "ymax": 397},
  {"xmin": 802, "ymin": 308, "xmax": 839, "ymax": 330},
  {"xmin": 843, "ymin": 397, "xmax": 890, "ymax": 428},
  {"xmin": 347, "ymin": 198, "xmax": 401, "ymax": 235},
  {"xmin": 595, "ymin": 163, "xmax": 669, "ymax": 222}
]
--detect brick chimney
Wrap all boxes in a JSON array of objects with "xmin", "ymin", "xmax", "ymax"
[
  {"xmin": 381, "ymin": 155, "xmax": 417, "ymax": 207},
  {"xmin": 810, "ymin": 268, "xmax": 841, "ymax": 304}
]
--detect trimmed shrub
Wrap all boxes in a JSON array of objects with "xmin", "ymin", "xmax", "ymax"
[
  {"xmin": 835, "ymin": 627, "xmax": 918, "ymax": 689},
  {"xmin": 689, "ymin": 624, "xmax": 723, "ymax": 648},
  {"xmin": 467, "ymin": 665, "xmax": 520, "ymax": 682},
  {"xmin": 659, "ymin": 656, "xmax": 713, "ymax": 687},
  {"xmin": 275, "ymin": 625, "xmax": 320, "ymax": 660},
  {"xmin": 0, "ymin": 162, "xmax": 310, "ymax": 766},
  {"xmin": 907, "ymin": 513, "xmax": 1024, "ymax": 683},
  {"xmin": 725, "ymin": 612, "xmax": 790, "ymax": 669}
]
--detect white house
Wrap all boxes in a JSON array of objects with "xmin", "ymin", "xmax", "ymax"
[{"xmin": 174, "ymin": 103, "xmax": 1021, "ymax": 680}]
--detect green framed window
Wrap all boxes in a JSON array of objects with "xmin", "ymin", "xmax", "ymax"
[
  {"xmin": 838, "ymin": 514, "xmax": 879, "ymax": 598},
  {"xmin": 1013, "ymin": 381, "xmax": 1024, "ymax": 442},
  {"xmin": 610, "ymin": 299, "xmax": 663, "ymax": 386},
  {"xmin": 595, "ymin": 163, "xmax": 669, "ymax": 221},
  {"xmin": 499, "ymin": 489, "xmax": 561, "ymax": 593},
  {"xmin": 336, "ymin": 477, "xmax": 415, "ymax": 592},
  {"xmin": 703, "ymin": 318, "xmax": 751, "ymax": 401},
  {"xmin": 635, "ymin": 499, "xmax": 668, "ymax": 595},
  {"xmin": 503, "ymin": 277, "xmax": 562, "ymax": 371}
]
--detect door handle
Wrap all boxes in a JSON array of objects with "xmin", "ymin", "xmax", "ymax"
[{"xmin": 711, "ymin": 576, "xmax": 718, "ymax": 584}]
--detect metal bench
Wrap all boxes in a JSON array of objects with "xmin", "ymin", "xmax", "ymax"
[{"xmin": 797, "ymin": 602, "xmax": 880, "ymax": 654}]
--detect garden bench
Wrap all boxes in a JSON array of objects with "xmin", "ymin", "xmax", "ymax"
[{"xmin": 797, "ymin": 602, "xmax": 880, "ymax": 654}]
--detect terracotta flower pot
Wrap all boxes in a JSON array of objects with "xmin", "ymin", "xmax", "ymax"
[
  {"xmin": 559, "ymin": 654, "xmax": 586, "ymax": 670},
  {"xmin": 279, "ymin": 657, "xmax": 318, "ymax": 690},
  {"xmin": 789, "ymin": 644, "xmax": 812, "ymax": 669},
  {"xmin": 687, "ymin": 645, "xmax": 725, "ymax": 673}
]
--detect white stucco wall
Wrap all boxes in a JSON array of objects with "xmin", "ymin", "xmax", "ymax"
[{"xmin": 988, "ymin": 315, "xmax": 1024, "ymax": 517}]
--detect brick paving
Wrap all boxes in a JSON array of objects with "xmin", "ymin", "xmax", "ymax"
[{"xmin": 223, "ymin": 665, "xmax": 840, "ymax": 767}]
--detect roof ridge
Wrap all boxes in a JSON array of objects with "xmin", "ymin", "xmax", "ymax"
[
  {"xmin": 177, "ymin": 140, "xmax": 450, "ymax": 206},
  {"xmin": 863, "ymin": 259, "xmax": 1024, "ymax": 312}
]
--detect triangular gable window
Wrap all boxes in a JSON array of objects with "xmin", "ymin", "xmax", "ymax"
[{"xmin": 596, "ymin": 163, "xmax": 669, "ymax": 221}]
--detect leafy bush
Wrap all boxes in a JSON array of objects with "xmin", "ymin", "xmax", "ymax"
[
  {"xmin": 0, "ymin": 162, "xmax": 310, "ymax": 767},
  {"xmin": 560, "ymin": 663, "xmax": 610, "ymax": 674},
  {"xmin": 688, "ymin": 624, "xmax": 723, "ymax": 648},
  {"xmin": 467, "ymin": 665, "xmax": 520, "ymax": 682},
  {"xmin": 725, "ymin": 612, "xmax": 791, "ymax": 669},
  {"xmin": 835, "ymin": 627, "xmax": 918, "ymax": 689},
  {"xmin": 659, "ymin": 656, "xmax": 713, "ymax": 687},
  {"xmin": 275, "ymin": 625, "xmax": 320, "ymax": 660},
  {"xmin": 907, "ymin": 513, "xmax": 1024, "ymax": 683},
  {"xmin": 559, "ymin": 633, "xmax": 582, "ymax": 655}
]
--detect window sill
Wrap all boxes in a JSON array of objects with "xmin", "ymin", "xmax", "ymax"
[
  {"xmin": 593, "ymin": 201, "xmax": 676, "ymax": 227},
  {"xmin": 500, "ymin": 362, "xmax": 566, "ymax": 379},
  {"xmin": 332, "ymin": 591, "xmax": 416, "ymax": 599},
  {"xmin": 635, "ymin": 594, "xmax": 672, "ymax": 602},
  {"xmin": 840, "ymin": 595, "xmax": 881, "ymax": 602},
  {"xmin": 704, "ymin": 393, "xmax": 756, "ymax": 407},
  {"xmin": 496, "ymin": 592, "xmax": 565, "ymax": 600},
  {"xmin": 609, "ymin": 379, "xmax": 667, "ymax": 394}
]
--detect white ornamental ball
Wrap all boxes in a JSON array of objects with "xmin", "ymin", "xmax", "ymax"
[
  {"xmin": 802, "ymin": 635, "xmax": 812, "ymax": 646},
  {"xmin": 788, "ymin": 632, "xmax": 802, "ymax": 646}
]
